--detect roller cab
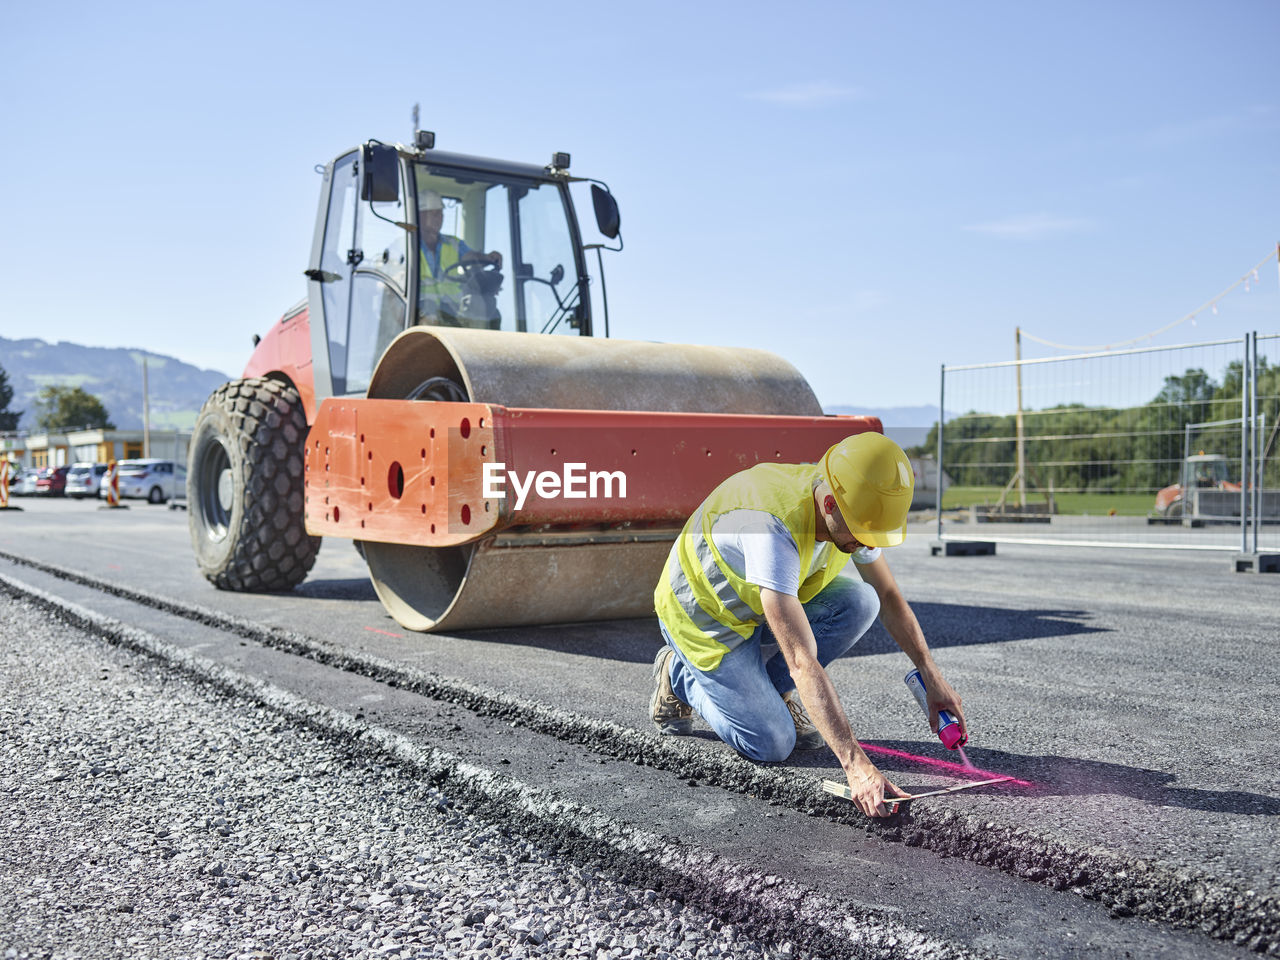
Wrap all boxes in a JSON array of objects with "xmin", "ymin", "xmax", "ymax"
[{"xmin": 303, "ymin": 138, "xmax": 614, "ymax": 404}]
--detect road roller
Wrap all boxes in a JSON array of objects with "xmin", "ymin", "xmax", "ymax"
[{"xmin": 187, "ymin": 131, "xmax": 880, "ymax": 632}]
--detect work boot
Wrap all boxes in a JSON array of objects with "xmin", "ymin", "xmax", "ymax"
[
  {"xmin": 650, "ymin": 647, "xmax": 693, "ymax": 736},
  {"xmin": 783, "ymin": 689, "xmax": 825, "ymax": 750}
]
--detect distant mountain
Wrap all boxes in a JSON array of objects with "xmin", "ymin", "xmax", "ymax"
[
  {"xmin": 823, "ymin": 404, "xmax": 940, "ymax": 426},
  {"xmin": 0, "ymin": 337, "xmax": 231, "ymax": 433},
  {"xmin": 823, "ymin": 404, "xmax": 940, "ymax": 452}
]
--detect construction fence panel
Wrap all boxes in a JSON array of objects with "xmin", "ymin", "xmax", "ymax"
[
  {"xmin": 1254, "ymin": 333, "xmax": 1280, "ymax": 553},
  {"xmin": 937, "ymin": 337, "xmax": 1255, "ymax": 551}
]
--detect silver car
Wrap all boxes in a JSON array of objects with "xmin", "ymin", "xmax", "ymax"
[
  {"xmin": 11, "ymin": 469, "xmax": 41, "ymax": 496},
  {"xmin": 66, "ymin": 462, "xmax": 109, "ymax": 498},
  {"xmin": 111, "ymin": 459, "xmax": 185, "ymax": 504}
]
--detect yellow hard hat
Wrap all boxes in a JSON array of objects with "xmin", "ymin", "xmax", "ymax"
[{"xmin": 819, "ymin": 433, "xmax": 914, "ymax": 548}]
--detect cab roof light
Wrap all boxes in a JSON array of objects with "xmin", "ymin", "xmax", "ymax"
[
  {"xmin": 410, "ymin": 103, "xmax": 433, "ymax": 151},
  {"xmin": 550, "ymin": 151, "xmax": 570, "ymax": 171}
]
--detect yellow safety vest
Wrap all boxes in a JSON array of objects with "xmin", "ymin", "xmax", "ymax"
[
  {"xmin": 419, "ymin": 237, "xmax": 464, "ymax": 304},
  {"xmin": 654, "ymin": 462, "xmax": 851, "ymax": 672}
]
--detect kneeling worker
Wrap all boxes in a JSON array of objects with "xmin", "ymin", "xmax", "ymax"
[{"xmin": 651, "ymin": 433, "xmax": 967, "ymax": 818}]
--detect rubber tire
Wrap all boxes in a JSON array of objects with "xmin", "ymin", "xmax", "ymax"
[
  {"xmin": 147, "ymin": 486, "xmax": 164, "ymax": 505},
  {"xmin": 188, "ymin": 377, "xmax": 320, "ymax": 591}
]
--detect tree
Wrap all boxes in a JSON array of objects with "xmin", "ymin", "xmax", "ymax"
[
  {"xmin": 34, "ymin": 385, "xmax": 115, "ymax": 431},
  {"xmin": 1127, "ymin": 368, "xmax": 1221, "ymax": 491},
  {"xmin": 0, "ymin": 365, "xmax": 21, "ymax": 431},
  {"xmin": 1154, "ymin": 368, "xmax": 1217, "ymax": 408}
]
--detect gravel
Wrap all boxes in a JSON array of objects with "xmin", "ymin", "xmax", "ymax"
[{"xmin": 0, "ymin": 595, "xmax": 813, "ymax": 960}]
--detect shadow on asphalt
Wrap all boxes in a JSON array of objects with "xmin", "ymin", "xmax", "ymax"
[
  {"xmin": 788, "ymin": 743, "xmax": 1280, "ymax": 815},
  {"xmin": 292, "ymin": 578, "xmax": 379, "ymax": 601},
  {"xmin": 853, "ymin": 602, "xmax": 1107, "ymax": 657},
  {"xmin": 455, "ymin": 617, "xmax": 660, "ymax": 662},
  {"xmin": 453, "ymin": 603, "xmax": 1109, "ymax": 664}
]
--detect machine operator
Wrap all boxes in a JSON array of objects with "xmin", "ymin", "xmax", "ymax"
[
  {"xmin": 417, "ymin": 189, "xmax": 503, "ymax": 325},
  {"xmin": 650, "ymin": 432, "xmax": 969, "ymax": 818}
]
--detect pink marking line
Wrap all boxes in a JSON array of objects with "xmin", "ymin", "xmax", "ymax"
[
  {"xmin": 860, "ymin": 741, "xmax": 1035, "ymax": 788},
  {"xmin": 363, "ymin": 626, "xmax": 405, "ymax": 638}
]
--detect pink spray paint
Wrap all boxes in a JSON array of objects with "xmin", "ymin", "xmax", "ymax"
[
  {"xmin": 905, "ymin": 669, "xmax": 966, "ymax": 750},
  {"xmin": 859, "ymin": 742, "xmax": 1035, "ymax": 787}
]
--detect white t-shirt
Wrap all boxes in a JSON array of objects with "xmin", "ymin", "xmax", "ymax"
[{"xmin": 709, "ymin": 509, "xmax": 880, "ymax": 597}]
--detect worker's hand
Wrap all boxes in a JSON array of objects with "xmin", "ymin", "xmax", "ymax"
[
  {"xmin": 923, "ymin": 669, "xmax": 967, "ymax": 746},
  {"xmin": 486, "ymin": 251, "xmax": 503, "ymax": 268},
  {"xmin": 845, "ymin": 761, "xmax": 906, "ymax": 818}
]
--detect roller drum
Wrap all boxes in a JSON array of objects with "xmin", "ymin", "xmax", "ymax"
[
  {"xmin": 366, "ymin": 327, "xmax": 822, "ymax": 415},
  {"xmin": 361, "ymin": 328, "xmax": 822, "ymax": 632}
]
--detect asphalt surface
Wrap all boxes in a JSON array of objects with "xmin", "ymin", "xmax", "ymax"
[
  {"xmin": 0, "ymin": 595, "xmax": 832, "ymax": 960},
  {"xmin": 1, "ymin": 496, "xmax": 1278, "ymax": 956}
]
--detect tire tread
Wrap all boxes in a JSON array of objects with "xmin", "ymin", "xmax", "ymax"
[{"xmin": 191, "ymin": 378, "xmax": 320, "ymax": 592}]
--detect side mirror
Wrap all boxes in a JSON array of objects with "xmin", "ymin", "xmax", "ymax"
[
  {"xmin": 591, "ymin": 184, "xmax": 620, "ymax": 240},
  {"xmin": 361, "ymin": 142, "xmax": 400, "ymax": 203}
]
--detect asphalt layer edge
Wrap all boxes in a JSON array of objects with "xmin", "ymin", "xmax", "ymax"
[
  {"xmin": 0, "ymin": 570, "xmax": 975, "ymax": 960},
  {"xmin": 1, "ymin": 548, "xmax": 1275, "ymax": 954}
]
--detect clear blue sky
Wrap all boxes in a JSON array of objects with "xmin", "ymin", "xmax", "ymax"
[{"xmin": 2, "ymin": 1, "xmax": 1277, "ymax": 413}]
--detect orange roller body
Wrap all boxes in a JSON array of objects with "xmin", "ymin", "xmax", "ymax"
[{"xmin": 305, "ymin": 399, "xmax": 883, "ymax": 546}]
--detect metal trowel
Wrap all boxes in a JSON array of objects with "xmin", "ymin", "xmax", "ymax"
[{"xmin": 822, "ymin": 776, "xmax": 1014, "ymax": 808}]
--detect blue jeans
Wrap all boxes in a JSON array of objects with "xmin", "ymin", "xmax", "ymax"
[{"xmin": 662, "ymin": 577, "xmax": 881, "ymax": 762}]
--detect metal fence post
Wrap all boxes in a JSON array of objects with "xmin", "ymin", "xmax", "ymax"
[
  {"xmin": 1252, "ymin": 331, "xmax": 1261, "ymax": 554},
  {"xmin": 937, "ymin": 363, "xmax": 945, "ymax": 543},
  {"xmin": 1241, "ymin": 333, "xmax": 1251, "ymax": 554}
]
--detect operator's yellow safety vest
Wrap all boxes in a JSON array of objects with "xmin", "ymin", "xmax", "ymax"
[
  {"xmin": 654, "ymin": 462, "xmax": 851, "ymax": 672},
  {"xmin": 419, "ymin": 237, "xmax": 464, "ymax": 303}
]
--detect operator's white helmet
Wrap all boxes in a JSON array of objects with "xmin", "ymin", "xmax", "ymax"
[{"xmin": 418, "ymin": 189, "xmax": 444, "ymax": 211}]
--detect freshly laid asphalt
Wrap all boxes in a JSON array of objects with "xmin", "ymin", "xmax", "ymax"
[{"xmin": 1, "ymin": 496, "xmax": 1277, "ymax": 956}]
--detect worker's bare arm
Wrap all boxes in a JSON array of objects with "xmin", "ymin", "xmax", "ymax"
[
  {"xmin": 760, "ymin": 588, "xmax": 903, "ymax": 817},
  {"xmin": 856, "ymin": 556, "xmax": 967, "ymax": 741}
]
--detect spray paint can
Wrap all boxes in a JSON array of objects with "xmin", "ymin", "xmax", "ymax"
[{"xmin": 905, "ymin": 669, "xmax": 966, "ymax": 750}]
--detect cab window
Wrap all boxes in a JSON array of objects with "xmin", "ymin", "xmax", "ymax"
[
  {"xmin": 413, "ymin": 164, "xmax": 586, "ymax": 336},
  {"xmin": 346, "ymin": 169, "xmax": 409, "ymax": 394}
]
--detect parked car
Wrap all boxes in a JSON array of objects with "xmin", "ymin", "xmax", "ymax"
[
  {"xmin": 65, "ymin": 462, "xmax": 109, "ymax": 498},
  {"xmin": 35, "ymin": 466, "xmax": 71, "ymax": 496},
  {"xmin": 10, "ymin": 468, "xmax": 40, "ymax": 496},
  {"xmin": 109, "ymin": 459, "xmax": 185, "ymax": 504}
]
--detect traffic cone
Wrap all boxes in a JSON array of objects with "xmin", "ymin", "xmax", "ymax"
[
  {"xmin": 98, "ymin": 460, "xmax": 129, "ymax": 511},
  {"xmin": 0, "ymin": 460, "xmax": 20, "ymax": 511}
]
